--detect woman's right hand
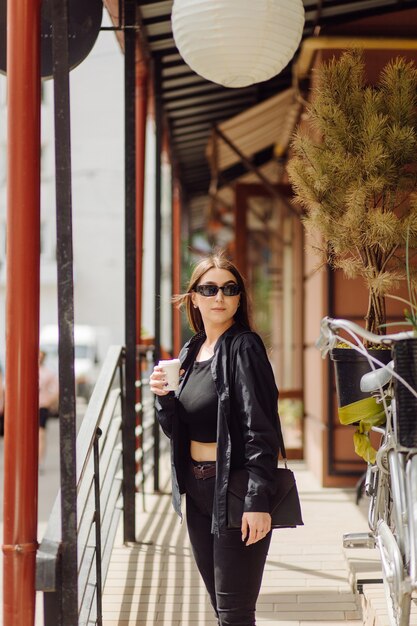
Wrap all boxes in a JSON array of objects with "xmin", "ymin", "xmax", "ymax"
[
  {"xmin": 150, "ymin": 366, "xmax": 170, "ymax": 396},
  {"xmin": 150, "ymin": 366, "xmax": 184, "ymax": 396}
]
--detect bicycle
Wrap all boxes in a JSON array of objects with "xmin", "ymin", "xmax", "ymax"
[{"xmin": 317, "ymin": 317, "xmax": 417, "ymax": 626}]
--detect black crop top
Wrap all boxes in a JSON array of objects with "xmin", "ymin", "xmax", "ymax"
[{"xmin": 177, "ymin": 357, "xmax": 218, "ymax": 443}]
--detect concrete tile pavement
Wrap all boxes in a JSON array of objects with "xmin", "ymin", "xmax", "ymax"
[
  {"xmin": 0, "ymin": 407, "xmax": 86, "ymax": 626},
  {"xmin": 0, "ymin": 418, "xmax": 64, "ymax": 626},
  {"xmin": 3, "ymin": 444, "xmax": 412, "ymax": 625},
  {"xmin": 102, "ymin": 461, "xmax": 367, "ymax": 626}
]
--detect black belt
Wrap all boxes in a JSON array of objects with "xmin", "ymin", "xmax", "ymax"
[{"xmin": 192, "ymin": 463, "xmax": 216, "ymax": 480}]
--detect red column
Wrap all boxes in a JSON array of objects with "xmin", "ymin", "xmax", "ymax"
[
  {"xmin": 2, "ymin": 1, "xmax": 42, "ymax": 625},
  {"xmin": 135, "ymin": 41, "xmax": 148, "ymax": 346}
]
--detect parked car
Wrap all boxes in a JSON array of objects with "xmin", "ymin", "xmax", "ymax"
[{"xmin": 40, "ymin": 324, "xmax": 107, "ymax": 401}]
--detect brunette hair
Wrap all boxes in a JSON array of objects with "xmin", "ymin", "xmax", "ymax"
[{"xmin": 175, "ymin": 251, "xmax": 252, "ymax": 333}]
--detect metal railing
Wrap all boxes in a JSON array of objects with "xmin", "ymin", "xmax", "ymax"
[
  {"xmin": 135, "ymin": 343, "xmax": 165, "ymax": 499},
  {"xmin": 36, "ymin": 345, "xmax": 127, "ymax": 626}
]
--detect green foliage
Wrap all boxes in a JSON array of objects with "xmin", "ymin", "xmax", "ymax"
[{"xmin": 287, "ymin": 50, "xmax": 417, "ymax": 334}]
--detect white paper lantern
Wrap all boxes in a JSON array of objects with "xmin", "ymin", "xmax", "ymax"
[{"xmin": 171, "ymin": 0, "xmax": 305, "ymax": 88}]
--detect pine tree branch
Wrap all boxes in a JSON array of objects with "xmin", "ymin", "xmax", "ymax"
[
  {"xmin": 287, "ymin": 50, "xmax": 417, "ymax": 332},
  {"xmin": 380, "ymin": 245, "xmax": 399, "ymax": 273}
]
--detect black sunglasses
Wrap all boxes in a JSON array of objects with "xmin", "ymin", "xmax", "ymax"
[{"xmin": 194, "ymin": 283, "xmax": 241, "ymax": 297}]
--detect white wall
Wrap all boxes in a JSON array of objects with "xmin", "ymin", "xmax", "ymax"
[
  {"xmin": 69, "ymin": 16, "xmax": 125, "ymax": 345},
  {"xmin": 160, "ymin": 153, "xmax": 173, "ymax": 352},
  {"xmin": 0, "ymin": 12, "xmax": 126, "ymax": 367},
  {"xmin": 141, "ymin": 118, "xmax": 156, "ymax": 340},
  {"xmin": 140, "ymin": 123, "xmax": 172, "ymax": 350}
]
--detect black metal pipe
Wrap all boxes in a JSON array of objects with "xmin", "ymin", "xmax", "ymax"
[
  {"xmin": 118, "ymin": 0, "xmax": 123, "ymax": 29},
  {"xmin": 123, "ymin": 0, "xmax": 137, "ymax": 543},
  {"xmin": 51, "ymin": 0, "xmax": 78, "ymax": 622},
  {"xmin": 93, "ymin": 428, "xmax": 103, "ymax": 626},
  {"xmin": 153, "ymin": 56, "xmax": 163, "ymax": 492}
]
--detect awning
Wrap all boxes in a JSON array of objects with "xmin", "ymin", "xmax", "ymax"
[
  {"xmin": 104, "ymin": 0, "xmax": 417, "ymax": 196},
  {"xmin": 207, "ymin": 88, "xmax": 302, "ymax": 174}
]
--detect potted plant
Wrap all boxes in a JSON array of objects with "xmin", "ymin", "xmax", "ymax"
[{"xmin": 287, "ymin": 49, "xmax": 417, "ymax": 406}]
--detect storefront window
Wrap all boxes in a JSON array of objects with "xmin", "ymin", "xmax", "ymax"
[{"xmin": 245, "ymin": 193, "xmax": 303, "ymax": 454}]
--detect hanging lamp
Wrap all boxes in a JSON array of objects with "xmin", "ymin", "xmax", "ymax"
[{"xmin": 171, "ymin": 0, "xmax": 305, "ymax": 88}]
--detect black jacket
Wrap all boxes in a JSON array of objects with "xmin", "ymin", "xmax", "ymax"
[{"xmin": 155, "ymin": 322, "xmax": 282, "ymax": 534}]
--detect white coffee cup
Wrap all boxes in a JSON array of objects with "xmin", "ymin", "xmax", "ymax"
[{"xmin": 158, "ymin": 358, "xmax": 181, "ymax": 391}]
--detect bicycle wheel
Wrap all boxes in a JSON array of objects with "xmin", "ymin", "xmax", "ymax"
[
  {"xmin": 389, "ymin": 450, "xmax": 409, "ymax": 564},
  {"xmin": 406, "ymin": 454, "xmax": 417, "ymax": 584},
  {"xmin": 368, "ymin": 464, "xmax": 390, "ymax": 532},
  {"xmin": 377, "ymin": 520, "xmax": 411, "ymax": 626}
]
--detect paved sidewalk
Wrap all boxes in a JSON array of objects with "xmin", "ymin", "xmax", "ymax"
[{"xmin": 103, "ymin": 462, "xmax": 367, "ymax": 626}]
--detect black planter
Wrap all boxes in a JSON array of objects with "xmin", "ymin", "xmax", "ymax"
[
  {"xmin": 392, "ymin": 338, "xmax": 417, "ymax": 448},
  {"xmin": 330, "ymin": 347, "xmax": 392, "ymax": 408}
]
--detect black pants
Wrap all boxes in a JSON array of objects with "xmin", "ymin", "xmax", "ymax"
[{"xmin": 185, "ymin": 461, "xmax": 271, "ymax": 626}]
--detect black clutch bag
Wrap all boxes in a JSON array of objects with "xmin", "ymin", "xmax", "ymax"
[
  {"xmin": 226, "ymin": 421, "xmax": 303, "ymax": 530},
  {"xmin": 226, "ymin": 465, "xmax": 303, "ymax": 530}
]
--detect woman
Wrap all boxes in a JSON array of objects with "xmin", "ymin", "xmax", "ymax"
[{"xmin": 150, "ymin": 252, "xmax": 282, "ymax": 626}]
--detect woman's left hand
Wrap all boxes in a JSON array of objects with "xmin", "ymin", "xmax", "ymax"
[{"xmin": 241, "ymin": 512, "xmax": 271, "ymax": 545}]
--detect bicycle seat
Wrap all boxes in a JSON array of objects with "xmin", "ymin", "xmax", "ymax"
[{"xmin": 360, "ymin": 361, "xmax": 394, "ymax": 393}]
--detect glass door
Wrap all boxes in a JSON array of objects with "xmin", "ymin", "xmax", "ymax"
[{"xmin": 235, "ymin": 183, "xmax": 304, "ymax": 457}]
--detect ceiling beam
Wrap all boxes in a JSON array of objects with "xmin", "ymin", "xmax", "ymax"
[
  {"xmin": 161, "ymin": 58, "xmax": 187, "ymax": 69},
  {"xmin": 170, "ymin": 107, "xmax": 244, "ymax": 127},
  {"xmin": 142, "ymin": 14, "xmax": 171, "ymax": 26},
  {"xmin": 168, "ymin": 99, "xmax": 254, "ymax": 119},
  {"xmin": 175, "ymin": 135, "xmax": 207, "ymax": 145},
  {"xmin": 163, "ymin": 74, "xmax": 207, "ymax": 89},
  {"xmin": 171, "ymin": 124, "xmax": 212, "ymax": 137},
  {"xmin": 163, "ymin": 83, "xmax": 226, "ymax": 100}
]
